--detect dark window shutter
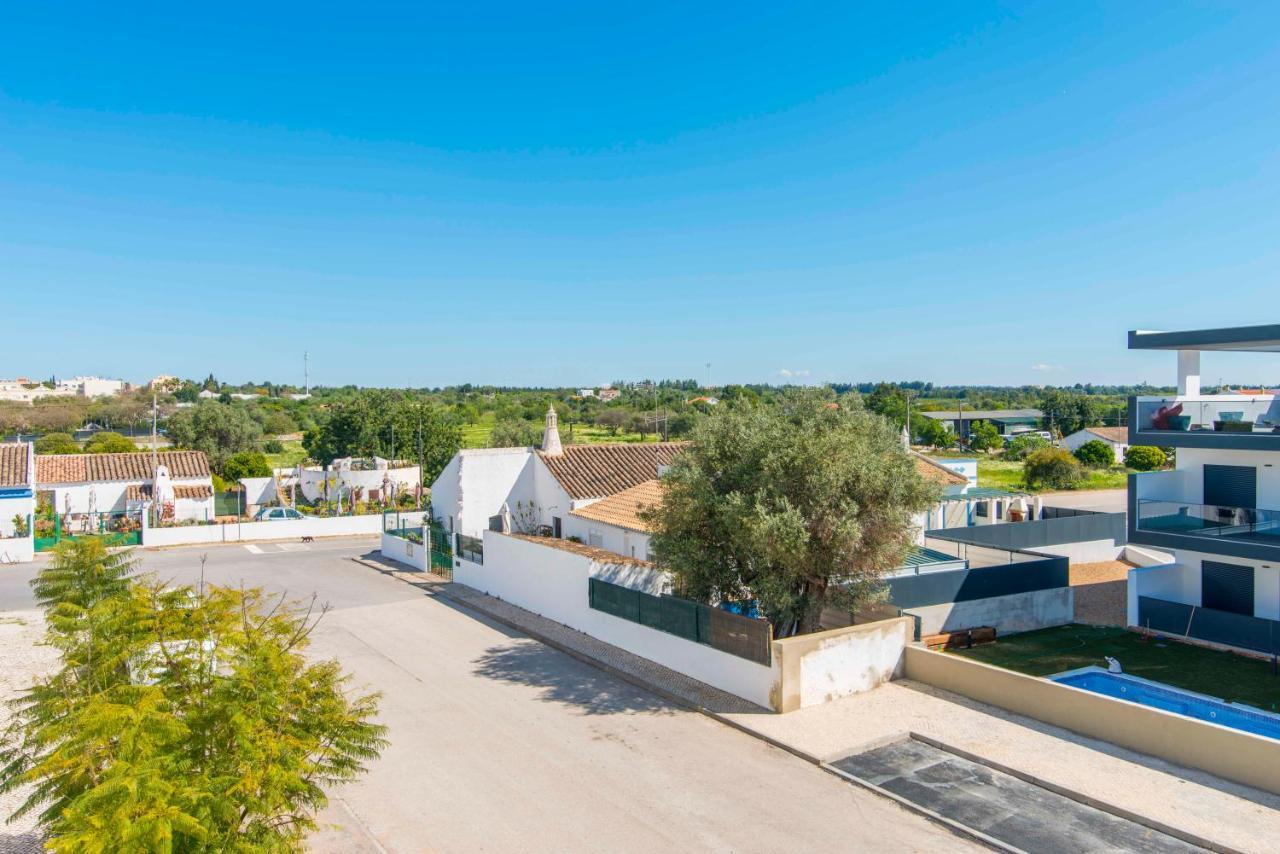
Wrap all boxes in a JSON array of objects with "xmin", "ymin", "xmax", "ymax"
[
  {"xmin": 1204, "ymin": 464, "xmax": 1256, "ymax": 510},
  {"xmin": 1202, "ymin": 560, "xmax": 1255, "ymax": 616}
]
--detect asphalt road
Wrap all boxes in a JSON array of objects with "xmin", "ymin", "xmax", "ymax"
[{"xmin": 1, "ymin": 540, "xmax": 978, "ymax": 853}]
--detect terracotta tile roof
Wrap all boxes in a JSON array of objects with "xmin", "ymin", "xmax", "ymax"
[
  {"xmin": 570, "ymin": 480, "xmax": 664, "ymax": 533},
  {"xmin": 126, "ymin": 484, "xmax": 214, "ymax": 501},
  {"xmin": 1084, "ymin": 426, "xmax": 1129, "ymax": 444},
  {"xmin": 0, "ymin": 443, "xmax": 31, "ymax": 488},
  {"xmin": 912, "ymin": 453, "xmax": 969, "ymax": 486},
  {"xmin": 537, "ymin": 442, "xmax": 688, "ymax": 500},
  {"xmin": 505, "ymin": 533, "xmax": 654, "ymax": 567},
  {"xmin": 36, "ymin": 451, "xmax": 211, "ymax": 485}
]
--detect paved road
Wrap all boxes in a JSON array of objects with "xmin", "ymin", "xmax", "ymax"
[{"xmin": 0, "ymin": 540, "xmax": 977, "ymax": 853}]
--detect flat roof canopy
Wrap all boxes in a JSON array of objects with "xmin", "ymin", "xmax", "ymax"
[{"xmin": 1129, "ymin": 324, "xmax": 1280, "ymax": 352}]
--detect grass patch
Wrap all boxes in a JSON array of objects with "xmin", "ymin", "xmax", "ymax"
[
  {"xmin": 953, "ymin": 623, "xmax": 1280, "ymax": 711},
  {"xmin": 264, "ymin": 440, "xmax": 308, "ymax": 469},
  {"xmin": 927, "ymin": 452, "xmax": 1129, "ymax": 493},
  {"xmin": 460, "ymin": 412, "xmax": 660, "ymax": 449}
]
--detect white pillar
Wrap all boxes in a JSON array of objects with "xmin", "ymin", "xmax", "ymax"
[{"xmin": 1176, "ymin": 350, "xmax": 1201, "ymax": 397}]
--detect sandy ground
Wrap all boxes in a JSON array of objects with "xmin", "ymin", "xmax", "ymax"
[
  {"xmin": 0, "ymin": 611, "xmax": 56, "ymax": 853},
  {"xmin": 1070, "ymin": 559, "xmax": 1133, "ymax": 626}
]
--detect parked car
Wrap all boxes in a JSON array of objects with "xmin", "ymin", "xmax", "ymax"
[{"xmin": 253, "ymin": 507, "xmax": 312, "ymax": 521}]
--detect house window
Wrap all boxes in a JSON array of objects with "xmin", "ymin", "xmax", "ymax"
[
  {"xmin": 588, "ymin": 530, "xmax": 603, "ymax": 548},
  {"xmin": 975, "ymin": 501, "xmax": 988, "ymax": 518}
]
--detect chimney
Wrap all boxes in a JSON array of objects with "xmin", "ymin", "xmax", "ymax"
[{"xmin": 541, "ymin": 405, "xmax": 563, "ymax": 455}]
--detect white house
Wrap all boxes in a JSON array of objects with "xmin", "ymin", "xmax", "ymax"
[
  {"xmin": 565, "ymin": 479, "xmax": 664, "ymax": 561},
  {"xmin": 36, "ymin": 450, "xmax": 215, "ymax": 523},
  {"xmin": 0, "ymin": 443, "xmax": 35, "ymax": 563},
  {"xmin": 430, "ymin": 407, "xmax": 684, "ymax": 539},
  {"xmin": 1061, "ymin": 426, "xmax": 1129, "ymax": 462},
  {"xmin": 293, "ymin": 457, "xmax": 421, "ymax": 505}
]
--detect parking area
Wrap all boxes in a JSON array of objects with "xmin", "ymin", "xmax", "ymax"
[{"xmin": 0, "ymin": 539, "xmax": 976, "ymax": 853}]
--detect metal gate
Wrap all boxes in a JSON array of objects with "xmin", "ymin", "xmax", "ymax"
[{"xmin": 34, "ymin": 511, "xmax": 143, "ymax": 552}]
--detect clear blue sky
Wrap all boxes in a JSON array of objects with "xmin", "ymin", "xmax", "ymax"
[{"xmin": 3, "ymin": 2, "xmax": 1279, "ymax": 388}]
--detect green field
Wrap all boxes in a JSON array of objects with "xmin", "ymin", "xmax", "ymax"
[
  {"xmin": 461, "ymin": 412, "xmax": 660, "ymax": 449},
  {"xmin": 264, "ymin": 439, "xmax": 309, "ymax": 469},
  {"xmin": 953, "ymin": 624, "xmax": 1280, "ymax": 711},
  {"xmin": 930, "ymin": 452, "xmax": 1128, "ymax": 493}
]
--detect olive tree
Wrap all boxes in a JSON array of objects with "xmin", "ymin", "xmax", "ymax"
[{"xmin": 645, "ymin": 389, "xmax": 939, "ymax": 636}]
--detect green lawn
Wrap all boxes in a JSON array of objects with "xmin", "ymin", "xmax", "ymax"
[
  {"xmin": 952, "ymin": 624, "xmax": 1280, "ymax": 711},
  {"xmin": 264, "ymin": 439, "xmax": 308, "ymax": 469},
  {"xmin": 929, "ymin": 452, "xmax": 1129, "ymax": 493},
  {"xmin": 461, "ymin": 412, "xmax": 660, "ymax": 449}
]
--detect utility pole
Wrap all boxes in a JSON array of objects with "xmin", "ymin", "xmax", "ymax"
[
  {"xmin": 151, "ymin": 392, "xmax": 158, "ymax": 472},
  {"xmin": 304, "ymin": 351, "xmax": 310, "ymax": 395}
]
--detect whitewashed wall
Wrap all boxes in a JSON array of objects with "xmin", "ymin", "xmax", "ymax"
[
  {"xmin": 561, "ymin": 514, "xmax": 652, "ymax": 561},
  {"xmin": 298, "ymin": 464, "xmax": 421, "ymax": 503},
  {"xmin": 380, "ymin": 530, "xmax": 428, "ymax": 571},
  {"xmin": 456, "ymin": 532, "xmax": 776, "ymax": 708},
  {"xmin": 141, "ymin": 511, "xmax": 427, "ymax": 548}
]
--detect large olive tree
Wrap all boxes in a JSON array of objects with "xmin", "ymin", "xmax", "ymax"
[{"xmin": 645, "ymin": 389, "xmax": 939, "ymax": 636}]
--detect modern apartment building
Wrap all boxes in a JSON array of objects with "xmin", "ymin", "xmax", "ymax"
[{"xmin": 1126, "ymin": 324, "xmax": 1280, "ymax": 654}]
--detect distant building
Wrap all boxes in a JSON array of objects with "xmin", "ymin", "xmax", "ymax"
[
  {"xmin": 148, "ymin": 374, "xmax": 180, "ymax": 391},
  {"xmin": 1060, "ymin": 426, "xmax": 1129, "ymax": 461},
  {"xmin": 56, "ymin": 376, "xmax": 126, "ymax": 398},
  {"xmin": 34, "ymin": 450, "xmax": 214, "ymax": 522},
  {"xmin": 596, "ymin": 387, "xmax": 621, "ymax": 402},
  {"xmin": 0, "ymin": 375, "xmax": 124, "ymax": 404},
  {"xmin": 920, "ymin": 408, "xmax": 1044, "ymax": 441}
]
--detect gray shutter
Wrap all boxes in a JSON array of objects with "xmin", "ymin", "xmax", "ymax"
[
  {"xmin": 1202, "ymin": 560, "xmax": 1255, "ymax": 616},
  {"xmin": 1203, "ymin": 464, "xmax": 1256, "ymax": 510}
]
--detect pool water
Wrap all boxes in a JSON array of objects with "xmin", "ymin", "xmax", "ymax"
[{"xmin": 1052, "ymin": 668, "xmax": 1280, "ymax": 740}]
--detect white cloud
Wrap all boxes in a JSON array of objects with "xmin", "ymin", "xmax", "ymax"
[
  {"xmin": 777, "ymin": 368, "xmax": 811, "ymax": 378},
  {"xmin": 1030, "ymin": 363, "xmax": 1062, "ymax": 372}
]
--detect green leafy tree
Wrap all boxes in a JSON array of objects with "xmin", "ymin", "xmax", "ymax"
[
  {"xmin": 263, "ymin": 439, "xmax": 285, "ymax": 454},
  {"xmin": 968, "ymin": 420, "xmax": 1002, "ymax": 452},
  {"xmin": 1023, "ymin": 447, "xmax": 1085, "ymax": 490},
  {"xmin": 165, "ymin": 401, "xmax": 264, "ymax": 471},
  {"xmin": 1002, "ymin": 433, "xmax": 1049, "ymax": 461},
  {"xmin": 489, "ymin": 418, "xmax": 540, "ymax": 448},
  {"xmin": 1038, "ymin": 389, "xmax": 1101, "ymax": 437},
  {"xmin": 0, "ymin": 538, "xmax": 387, "ymax": 851},
  {"xmin": 912, "ymin": 416, "xmax": 955, "ymax": 449},
  {"xmin": 1073, "ymin": 439, "xmax": 1115, "ymax": 468},
  {"xmin": 1124, "ymin": 445, "xmax": 1167, "ymax": 471},
  {"xmin": 83, "ymin": 431, "xmax": 137, "ymax": 454},
  {"xmin": 864, "ymin": 383, "xmax": 908, "ymax": 428},
  {"xmin": 34, "ymin": 433, "xmax": 80, "ymax": 455},
  {"xmin": 594, "ymin": 409, "xmax": 630, "ymax": 436},
  {"xmin": 222, "ymin": 451, "xmax": 273, "ymax": 482},
  {"xmin": 645, "ymin": 389, "xmax": 939, "ymax": 636},
  {"xmin": 303, "ymin": 392, "xmax": 460, "ymax": 481}
]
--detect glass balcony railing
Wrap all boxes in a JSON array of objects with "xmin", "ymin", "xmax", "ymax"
[
  {"xmin": 1132, "ymin": 396, "xmax": 1280, "ymax": 436},
  {"xmin": 1134, "ymin": 499, "xmax": 1280, "ymax": 542}
]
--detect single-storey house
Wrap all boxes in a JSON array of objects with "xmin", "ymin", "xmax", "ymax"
[
  {"xmin": 1060, "ymin": 425, "xmax": 1128, "ymax": 462},
  {"xmin": 0, "ymin": 443, "xmax": 35, "ymax": 562},
  {"xmin": 430, "ymin": 407, "xmax": 683, "ymax": 539},
  {"xmin": 35, "ymin": 451, "xmax": 214, "ymax": 522},
  {"xmin": 565, "ymin": 479, "xmax": 664, "ymax": 561}
]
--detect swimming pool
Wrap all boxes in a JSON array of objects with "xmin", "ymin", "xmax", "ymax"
[{"xmin": 1051, "ymin": 667, "xmax": 1280, "ymax": 740}]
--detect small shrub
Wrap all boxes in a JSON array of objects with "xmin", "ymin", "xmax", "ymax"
[
  {"xmin": 34, "ymin": 433, "xmax": 80, "ymax": 455},
  {"xmin": 1024, "ymin": 447, "xmax": 1085, "ymax": 490},
  {"xmin": 221, "ymin": 451, "xmax": 272, "ymax": 482},
  {"xmin": 83, "ymin": 431, "xmax": 137, "ymax": 454},
  {"xmin": 263, "ymin": 438, "xmax": 284, "ymax": 454},
  {"xmin": 1073, "ymin": 439, "xmax": 1115, "ymax": 469},
  {"xmin": 1124, "ymin": 445, "xmax": 1167, "ymax": 471},
  {"xmin": 1003, "ymin": 434, "xmax": 1049, "ymax": 461},
  {"xmin": 968, "ymin": 420, "xmax": 1002, "ymax": 452}
]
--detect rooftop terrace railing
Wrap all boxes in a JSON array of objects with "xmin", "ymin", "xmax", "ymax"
[
  {"xmin": 1132, "ymin": 395, "xmax": 1280, "ymax": 436},
  {"xmin": 1134, "ymin": 499, "xmax": 1280, "ymax": 541}
]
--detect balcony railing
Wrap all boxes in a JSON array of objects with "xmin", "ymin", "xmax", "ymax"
[
  {"xmin": 1132, "ymin": 395, "xmax": 1280, "ymax": 437},
  {"xmin": 1134, "ymin": 498, "xmax": 1280, "ymax": 542}
]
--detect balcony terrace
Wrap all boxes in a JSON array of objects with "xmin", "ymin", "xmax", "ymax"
[{"xmin": 1129, "ymin": 394, "xmax": 1280, "ymax": 451}]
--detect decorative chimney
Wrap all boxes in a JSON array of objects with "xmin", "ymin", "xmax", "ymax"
[
  {"xmin": 541, "ymin": 405, "xmax": 563, "ymax": 455},
  {"xmin": 901, "ymin": 424, "xmax": 911, "ymax": 450}
]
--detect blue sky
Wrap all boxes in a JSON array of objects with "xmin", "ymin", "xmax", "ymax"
[{"xmin": 2, "ymin": 2, "xmax": 1279, "ymax": 388}]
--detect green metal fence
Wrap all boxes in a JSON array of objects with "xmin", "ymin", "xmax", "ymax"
[
  {"xmin": 588, "ymin": 577, "xmax": 772, "ymax": 665},
  {"xmin": 33, "ymin": 512, "xmax": 143, "ymax": 552},
  {"xmin": 428, "ymin": 525, "xmax": 453, "ymax": 578}
]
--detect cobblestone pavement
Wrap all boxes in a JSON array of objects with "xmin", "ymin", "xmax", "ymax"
[{"xmin": 352, "ymin": 555, "xmax": 765, "ymax": 715}]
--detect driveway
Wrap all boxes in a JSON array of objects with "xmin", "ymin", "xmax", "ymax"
[{"xmin": 0, "ymin": 540, "xmax": 976, "ymax": 853}]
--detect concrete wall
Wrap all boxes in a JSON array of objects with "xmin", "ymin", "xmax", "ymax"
[
  {"xmin": 298, "ymin": 464, "xmax": 421, "ymax": 503},
  {"xmin": 902, "ymin": 646, "xmax": 1280, "ymax": 795},
  {"xmin": 141, "ymin": 511, "xmax": 427, "ymax": 547},
  {"xmin": 380, "ymin": 530, "xmax": 428, "ymax": 571},
  {"xmin": 1026, "ymin": 539, "xmax": 1125, "ymax": 563},
  {"xmin": 772, "ymin": 618, "xmax": 911, "ymax": 712},
  {"xmin": 456, "ymin": 532, "xmax": 778, "ymax": 708},
  {"xmin": 906, "ymin": 587, "xmax": 1074, "ymax": 636}
]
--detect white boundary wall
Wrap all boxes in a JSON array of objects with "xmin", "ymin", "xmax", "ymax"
[
  {"xmin": 456, "ymin": 532, "xmax": 778, "ymax": 708},
  {"xmin": 380, "ymin": 530, "xmax": 429, "ymax": 571},
  {"xmin": 141, "ymin": 512, "xmax": 427, "ymax": 548}
]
